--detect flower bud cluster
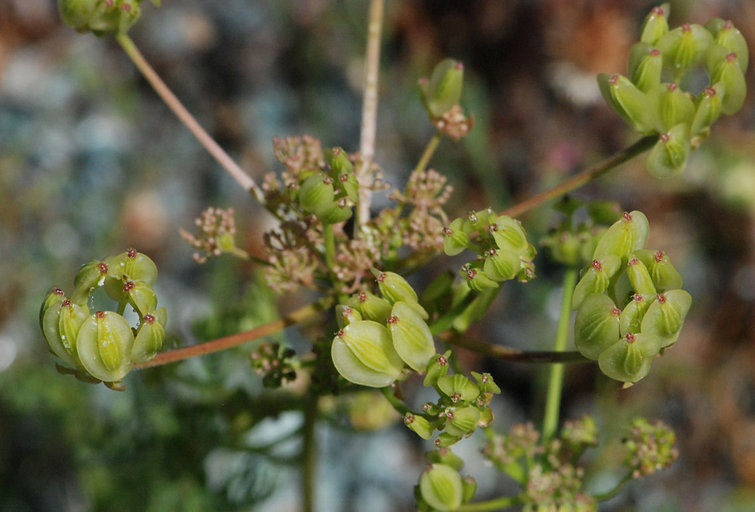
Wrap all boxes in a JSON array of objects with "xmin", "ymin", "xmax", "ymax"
[
  {"xmin": 330, "ymin": 270, "xmax": 435, "ymax": 387},
  {"xmin": 443, "ymin": 208, "xmax": 536, "ymax": 291},
  {"xmin": 408, "ymin": 367, "xmax": 501, "ymax": 447},
  {"xmin": 250, "ymin": 342, "xmax": 297, "ymax": 388},
  {"xmin": 418, "ymin": 59, "xmax": 474, "ymax": 140},
  {"xmin": 623, "ymin": 417, "xmax": 678, "ymax": 479},
  {"xmin": 598, "ymin": 4, "xmax": 748, "ymax": 177},
  {"xmin": 40, "ymin": 249, "xmax": 166, "ymax": 387},
  {"xmin": 572, "ymin": 211, "xmax": 691, "ymax": 386},
  {"xmin": 179, "ymin": 207, "xmax": 247, "ymax": 264},
  {"xmin": 58, "ymin": 0, "xmax": 160, "ymax": 35}
]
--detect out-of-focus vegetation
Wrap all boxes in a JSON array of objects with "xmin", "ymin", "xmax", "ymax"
[{"xmin": 1, "ymin": 1, "xmax": 754, "ymax": 510}]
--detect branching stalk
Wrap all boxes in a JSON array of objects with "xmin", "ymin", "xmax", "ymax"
[
  {"xmin": 457, "ymin": 495, "xmax": 522, "ymax": 511},
  {"xmin": 355, "ymin": 0, "xmax": 385, "ymax": 231},
  {"xmin": 115, "ymin": 34, "xmax": 265, "ymax": 204},
  {"xmin": 542, "ymin": 267, "xmax": 578, "ymax": 441},
  {"xmin": 301, "ymin": 393, "xmax": 319, "ymax": 512},
  {"xmin": 415, "ymin": 130, "xmax": 443, "ymax": 173},
  {"xmin": 438, "ymin": 331, "xmax": 587, "ymax": 364},
  {"xmin": 133, "ymin": 297, "xmax": 334, "ymax": 369}
]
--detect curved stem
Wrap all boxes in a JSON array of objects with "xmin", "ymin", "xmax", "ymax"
[
  {"xmin": 593, "ymin": 472, "xmax": 633, "ymax": 501},
  {"xmin": 115, "ymin": 34, "xmax": 264, "ymax": 204},
  {"xmin": 301, "ymin": 392, "xmax": 319, "ymax": 512},
  {"xmin": 457, "ymin": 495, "xmax": 522, "ymax": 511},
  {"xmin": 501, "ymin": 135, "xmax": 657, "ymax": 218},
  {"xmin": 381, "ymin": 385, "xmax": 410, "ymax": 416},
  {"xmin": 542, "ymin": 267, "xmax": 578, "ymax": 441},
  {"xmin": 415, "ymin": 130, "xmax": 443, "ymax": 173},
  {"xmin": 438, "ymin": 331, "xmax": 587, "ymax": 364},
  {"xmin": 133, "ymin": 297, "xmax": 334, "ymax": 369},
  {"xmin": 355, "ymin": 0, "xmax": 385, "ymax": 232}
]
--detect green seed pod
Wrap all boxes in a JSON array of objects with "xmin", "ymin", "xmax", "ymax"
[
  {"xmin": 424, "ymin": 351, "xmax": 451, "ymax": 387},
  {"xmin": 106, "ymin": 248, "xmax": 158, "ymax": 286},
  {"xmin": 620, "ymin": 293, "xmax": 654, "ymax": 335},
  {"xmin": 422, "ymin": 59, "xmax": 465, "ymax": 118},
  {"xmin": 712, "ymin": 53, "xmax": 747, "ymax": 115},
  {"xmin": 326, "ymin": 147, "xmax": 354, "ymax": 176},
  {"xmin": 592, "ymin": 211, "xmax": 650, "ymax": 262},
  {"xmin": 59, "ymin": 0, "xmax": 144, "ymax": 35},
  {"xmin": 690, "ymin": 85, "xmax": 723, "ymax": 137},
  {"xmin": 598, "ymin": 73, "xmax": 656, "ymax": 133},
  {"xmin": 42, "ymin": 295, "xmax": 89, "ymax": 367},
  {"xmin": 373, "ymin": 269, "xmax": 417, "ymax": 303},
  {"xmin": 437, "ymin": 374, "xmax": 480, "ymax": 403},
  {"xmin": 419, "ymin": 464, "xmax": 464, "ymax": 511},
  {"xmin": 598, "ymin": 333, "xmax": 661, "ymax": 384},
  {"xmin": 574, "ymin": 293, "xmax": 621, "ymax": 360},
  {"xmin": 491, "ymin": 215, "xmax": 529, "ymax": 252},
  {"xmin": 314, "ymin": 199, "xmax": 353, "ymax": 225},
  {"xmin": 705, "ymin": 19, "xmax": 749, "ymax": 73},
  {"xmin": 653, "ymin": 82, "xmax": 696, "ymax": 132},
  {"xmin": 647, "ymin": 123, "xmax": 690, "ymax": 178},
  {"xmin": 132, "ymin": 310, "xmax": 166, "ymax": 363},
  {"xmin": 404, "ymin": 412, "xmax": 434, "ymax": 440},
  {"xmin": 461, "ymin": 476, "xmax": 477, "ymax": 504},
  {"xmin": 571, "ymin": 256, "xmax": 621, "ymax": 310},
  {"xmin": 348, "ymin": 291, "xmax": 393, "ymax": 323},
  {"xmin": 626, "ymin": 255, "xmax": 657, "ymax": 295},
  {"xmin": 40, "ymin": 287, "xmax": 66, "ymax": 329},
  {"xmin": 71, "ymin": 260, "xmax": 110, "ymax": 305},
  {"xmin": 76, "ymin": 310, "xmax": 135, "ymax": 382},
  {"xmin": 123, "ymin": 280, "xmax": 158, "ymax": 317},
  {"xmin": 629, "ymin": 43, "xmax": 663, "ymax": 92},
  {"xmin": 299, "ymin": 174, "xmax": 335, "ymax": 214},
  {"xmin": 640, "ymin": 4, "xmax": 669, "ymax": 46},
  {"xmin": 464, "ymin": 209, "xmax": 497, "ymax": 233},
  {"xmin": 635, "ymin": 249, "xmax": 684, "ymax": 291},
  {"xmin": 435, "ymin": 432, "xmax": 464, "ymax": 448},
  {"xmin": 335, "ymin": 304, "xmax": 362, "ymax": 330},
  {"xmin": 443, "ymin": 218, "xmax": 471, "ymax": 256},
  {"xmin": 640, "ymin": 290, "xmax": 692, "ymax": 348},
  {"xmin": 388, "ymin": 301, "xmax": 436, "ymax": 372},
  {"xmin": 331, "ymin": 320, "xmax": 404, "ymax": 388},
  {"xmin": 426, "ymin": 448, "xmax": 465, "ymax": 472},
  {"xmin": 471, "ymin": 371, "xmax": 501, "ymax": 395},
  {"xmin": 482, "ymin": 247, "xmax": 520, "ymax": 282},
  {"xmin": 462, "ymin": 267, "xmax": 499, "ymax": 293},
  {"xmin": 656, "ymin": 23, "xmax": 713, "ymax": 76},
  {"xmin": 445, "ymin": 406, "xmax": 481, "ymax": 438}
]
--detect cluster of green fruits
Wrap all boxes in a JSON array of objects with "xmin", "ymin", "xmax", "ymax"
[
  {"xmin": 40, "ymin": 249, "xmax": 166, "ymax": 387},
  {"xmin": 58, "ymin": 0, "xmax": 161, "ymax": 35},
  {"xmin": 291, "ymin": 147, "xmax": 359, "ymax": 225},
  {"xmin": 442, "ymin": 209, "xmax": 537, "ymax": 291},
  {"xmin": 572, "ymin": 211, "xmax": 691, "ymax": 385},
  {"xmin": 599, "ymin": 3, "xmax": 748, "ymax": 177}
]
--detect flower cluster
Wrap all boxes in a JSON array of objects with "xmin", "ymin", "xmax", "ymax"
[
  {"xmin": 623, "ymin": 417, "xmax": 679, "ymax": 479},
  {"xmin": 443, "ymin": 208, "xmax": 536, "ymax": 291},
  {"xmin": 599, "ymin": 4, "xmax": 748, "ymax": 177},
  {"xmin": 250, "ymin": 341, "xmax": 297, "ymax": 388},
  {"xmin": 572, "ymin": 210, "xmax": 691, "ymax": 386},
  {"xmin": 58, "ymin": 0, "xmax": 160, "ymax": 35},
  {"xmin": 40, "ymin": 249, "xmax": 166, "ymax": 387},
  {"xmin": 179, "ymin": 207, "xmax": 246, "ymax": 264}
]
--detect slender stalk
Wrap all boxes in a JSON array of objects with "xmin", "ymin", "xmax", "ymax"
[
  {"xmin": 323, "ymin": 223, "xmax": 336, "ymax": 270},
  {"xmin": 541, "ymin": 267, "xmax": 578, "ymax": 441},
  {"xmin": 301, "ymin": 393, "xmax": 319, "ymax": 512},
  {"xmin": 115, "ymin": 34, "xmax": 264, "ymax": 204},
  {"xmin": 381, "ymin": 386, "xmax": 410, "ymax": 416},
  {"xmin": 457, "ymin": 495, "xmax": 522, "ymax": 511},
  {"xmin": 501, "ymin": 135, "xmax": 657, "ymax": 218},
  {"xmin": 438, "ymin": 331, "xmax": 587, "ymax": 364},
  {"xmin": 414, "ymin": 130, "xmax": 443, "ymax": 173},
  {"xmin": 355, "ymin": 0, "xmax": 385, "ymax": 231},
  {"xmin": 133, "ymin": 297, "xmax": 334, "ymax": 369},
  {"xmin": 593, "ymin": 473, "xmax": 633, "ymax": 501}
]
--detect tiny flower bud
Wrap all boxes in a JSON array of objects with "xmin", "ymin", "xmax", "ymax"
[
  {"xmin": 656, "ymin": 23, "xmax": 713, "ymax": 75},
  {"xmin": 620, "ymin": 293, "xmax": 654, "ymax": 335},
  {"xmin": 421, "ymin": 59, "xmax": 465, "ymax": 119},
  {"xmin": 437, "ymin": 374, "xmax": 480, "ymax": 403},
  {"xmin": 424, "ymin": 351, "xmax": 451, "ymax": 387},
  {"xmin": 628, "ymin": 42, "xmax": 663, "ymax": 92},
  {"xmin": 42, "ymin": 294, "xmax": 89, "ymax": 367},
  {"xmin": 646, "ymin": 123, "xmax": 690, "ymax": 177},
  {"xmin": 335, "ymin": 304, "xmax": 362, "ymax": 329},
  {"xmin": 705, "ymin": 18, "xmax": 749, "ymax": 73},
  {"xmin": 640, "ymin": 289, "xmax": 692, "ymax": 348},
  {"xmin": 690, "ymin": 85, "xmax": 723, "ymax": 137},
  {"xmin": 640, "ymin": 4, "xmax": 669, "ymax": 46},
  {"xmin": 471, "ymin": 371, "xmax": 502, "ymax": 394},
  {"xmin": 71, "ymin": 260, "xmax": 109, "ymax": 305},
  {"xmin": 299, "ymin": 174, "xmax": 335, "ymax": 215},
  {"xmin": 574, "ymin": 293, "xmax": 621, "ymax": 360},
  {"xmin": 105, "ymin": 248, "xmax": 158, "ymax": 286},
  {"xmin": 598, "ymin": 333, "xmax": 663, "ymax": 384},
  {"xmin": 571, "ymin": 255, "xmax": 621, "ymax": 310},
  {"xmin": 592, "ymin": 210, "xmax": 650, "ymax": 262},
  {"xmin": 404, "ymin": 412, "xmax": 434, "ymax": 439},
  {"xmin": 442, "ymin": 218, "xmax": 471, "ymax": 256},
  {"xmin": 347, "ymin": 291, "xmax": 393, "ymax": 323},
  {"xmin": 597, "ymin": 73, "xmax": 656, "ymax": 133},
  {"xmin": 483, "ymin": 247, "xmax": 521, "ymax": 282},
  {"xmin": 372, "ymin": 269, "xmax": 429, "ymax": 319},
  {"xmin": 652, "ymin": 82, "xmax": 696, "ymax": 131},
  {"xmin": 132, "ymin": 309, "xmax": 166, "ymax": 363},
  {"xmin": 626, "ymin": 255, "xmax": 657, "ymax": 295},
  {"xmin": 445, "ymin": 406, "xmax": 481, "ymax": 438}
]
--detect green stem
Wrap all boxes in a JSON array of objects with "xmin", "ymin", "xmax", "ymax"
[
  {"xmin": 542, "ymin": 267, "xmax": 578, "ymax": 441},
  {"xmin": 501, "ymin": 135, "xmax": 657, "ymax": 218},
  {"xmin": 301, "ymin": 393, "xmax": 319, "ymax": 512},
  {"xmin": 133, "ymin": 297, "xmax": 334, "ymax": 369},
  {"xmin": 457, "ymin": 495, "xmax": 522, "ymax": 511},
  {"xmin": 380, "ymin": 386, "xmax": 410, "ymax": 416},
  {"xmin": 323, "ymin": 223, "xmax": 336, "ymax": 270},
  {"xmin": 415, "ymin": 130, "xmax": 443, "ymax": 173},
  {"xmin": 593, "ymin": 473, "xmax": 634, "ymax": 501},
  {"xmin": 115, "ymin": 34, "xmax": 265, "ymax": 204}
]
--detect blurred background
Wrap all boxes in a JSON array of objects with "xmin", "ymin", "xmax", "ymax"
[{"xmin": 1, "ymin": 0, "xmax": 754, "ymax": 510}]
